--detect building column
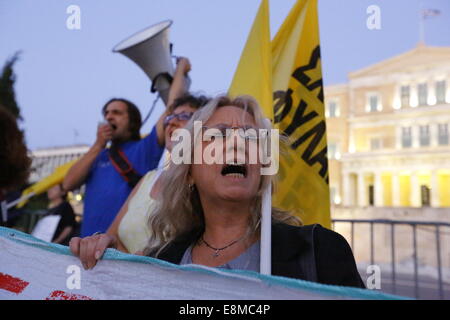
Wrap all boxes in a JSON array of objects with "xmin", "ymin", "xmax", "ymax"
[
  {"xmin": 392, "ymin": 173, "xmax": 400, "ymax": 207},
  {"xmin": 410, "ymin": 172, "xmax": 421, "ymax": 207},
  {"xmin": 395, "ymin": 127, "xmax": 402, "ymax": 149},
  {"xmin": 410, "ymin": 83, "xmax": 418, "ymax": 107},
  {"xmin": 357, "ymin": 172, "xmax": 366, "ymax": 207},
  {"xmin": 428, "ymin": 79, "xmax": 437, "ymax": 106},
  {"xmin": 343, "ymin": 173, "xmax": 351, "ymax": 206},
  {"xmin": 431, "ymin": 170, "xmax": 440, "ymax": 207},
  {"xmin": 412, "ymin": 126, "xmax": 419, "ymax": 148},
  {"xmin": 348, "ymin": 127, "xmax": 356, "ymax": 153},
  {"xmin": 374, "ymin": 172, "xmax": 383, "ymax": 207},
  {"xmin": 430, "ymin": 123, "xmax": 439, "ymax": 147}
]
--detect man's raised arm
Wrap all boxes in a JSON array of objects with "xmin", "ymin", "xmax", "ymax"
[{"xmin": 155, "ymin": 57, "xmax": 192, "ymax": 146}]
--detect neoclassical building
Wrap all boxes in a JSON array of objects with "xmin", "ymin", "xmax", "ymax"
[
  {"xmin": 29, "ymin": 145, "xmax": 89, "ymax": 183},
  {"xmin": 325, "ymin": 45, "xmax": 450, "ymax": 209}
]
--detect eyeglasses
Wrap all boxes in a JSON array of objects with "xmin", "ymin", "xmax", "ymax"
[
  {"xmin": 202, "ymin": 125, "xmax": 267, "ymax": 141},
  {"xmin": 163, "ymin": 112, "xmax": 194, "ymax": 127}
]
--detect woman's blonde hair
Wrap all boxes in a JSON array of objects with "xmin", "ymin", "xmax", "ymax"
[{"xmin": 144, "ymin": 95, "xmax": 301, "ymax": 256}]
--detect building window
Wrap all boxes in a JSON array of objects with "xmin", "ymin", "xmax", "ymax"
[
  {"xmin": 418, "ymin": 83, "xmax": 428, "ymax": 106},
  {"xmin": 370, "ymin": 138, "xmax": 382, "ymax": 150},
  {"xmin": 421, "ymin": 185, "xmax": 431, "ymax": 207},
  {"xmin": 401, "ymin": 127, "xmax": 412, "ymax": 148},
  {"xmin": 436, "ymin": 80, "xmax": 446, "ymax": 104},
  {"xmin": 401, "ymin": 85, "xmax": 410, "ymax": 108},
  {"xmin": 367, "ymin": 94, "xmax": 380, "ymax": 112},
  {"xmin": 327, "ymin": 101, "xmax": 339, "ymax": 118},
  {"xmin": 328, "ymin": 142, "xmax": 340, "ymax": 160},
  {"xmin": 330, "ymin": 186, "xmax": 336, "ymax": 205},
  {"xmin": 330, "ymin": 186, "xmax": 341, "ymax": 205},
  {"xmin": 438, "ymin": 123, "xmax": 449, "ymax": 145},
  {"xmin": 419, "ymin": 125, "xmax": 430, "ymax": 146},
  {"xmin": 368, "ymin": 185, "xmax": 375, "ymax": 206}
]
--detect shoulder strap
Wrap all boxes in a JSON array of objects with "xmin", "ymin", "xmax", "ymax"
[{"xmin": 108, "ymin": 145, "xmax": 142, "ymax": 188}]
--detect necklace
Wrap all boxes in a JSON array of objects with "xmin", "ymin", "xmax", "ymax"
[{"xmin": 201, "ymin": 234, "xmax": 246, "ymax": 258}]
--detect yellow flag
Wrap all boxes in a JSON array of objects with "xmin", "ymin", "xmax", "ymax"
[
  {"xmin": 17, "ymin": 159, "xmax": 78, "ymax": 208},
  {"xmin": 272, "ymin": 0, "xmax": 330, "ymax": 228},
  {"xmin": 229, "ymin": 0, "xmax": 272, "ymax": 118},
  {"xmin": 229, "ymin": 0, "xmax": 330, "ymax": 228}
]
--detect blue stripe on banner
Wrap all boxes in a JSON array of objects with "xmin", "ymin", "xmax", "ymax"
[{"xmin": 0, "ymin": 226, "xmax": 410, "ymax": 300}]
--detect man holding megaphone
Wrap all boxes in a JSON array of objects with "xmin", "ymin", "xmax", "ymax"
[{"xmin": 63, "ymin": 58, "xmax": 191, "ymax": 237}]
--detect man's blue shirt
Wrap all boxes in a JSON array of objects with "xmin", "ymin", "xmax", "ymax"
[{"xmin": 81, "ymin": 127, "xmax": 164, "ymax": 237}]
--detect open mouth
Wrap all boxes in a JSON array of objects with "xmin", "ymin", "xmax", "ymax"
[
  {"xmin": 110, "ymin": 124, "xmax": 117, "ymax": 130},
  {"xmin": 221, "ymin": 164, "xmax": 247, "ymax": 178}
]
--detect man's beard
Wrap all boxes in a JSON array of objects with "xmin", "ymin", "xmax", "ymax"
[{"xmin": 111, "ymin": 129, "xmax": 133, "ymax": 145}]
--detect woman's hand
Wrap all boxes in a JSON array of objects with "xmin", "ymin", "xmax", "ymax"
[{"xmin": 69, "ymin": 233, "xmax": 117, "ymax": 270}]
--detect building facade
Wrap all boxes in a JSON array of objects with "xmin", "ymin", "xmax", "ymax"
[
  {"xmin": 325, "ymin": 45, "xmax": 450, "ymax": 209},
  {"xmin": 29, "ymin": 145, "xmax": 89, "ymax": 183}
]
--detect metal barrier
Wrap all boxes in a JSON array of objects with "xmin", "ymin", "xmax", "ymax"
[{"xmin": 332, "ymin": 219, "xmax": 450, "ymax": 299}]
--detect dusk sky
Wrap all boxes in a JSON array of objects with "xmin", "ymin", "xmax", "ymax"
[{"xmin": 1, "ymin": 0, "xmax": 449, "ymax": 150}]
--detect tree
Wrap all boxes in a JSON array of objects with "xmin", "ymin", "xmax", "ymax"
[{"xmin": 0, "ymin": 51, "xmax": 22, "ymax": 120}]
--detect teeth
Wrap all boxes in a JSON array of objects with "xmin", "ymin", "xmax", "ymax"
[
  {"xmin": 225, "ymin": 173, "xmax": 245, "ymax": 178},
  {"xmin": 226, "ymin": 160, "xmax": 245, "ymax": 165}
]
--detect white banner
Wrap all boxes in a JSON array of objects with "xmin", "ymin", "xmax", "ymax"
[{"xmin": 0, "ymin": 227, "xmax": 399, "ymax": 300}]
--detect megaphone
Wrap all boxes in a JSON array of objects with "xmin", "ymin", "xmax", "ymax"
[{"xmin": 113, "ymin": 20, "xmax": 190, "ymax": 106}]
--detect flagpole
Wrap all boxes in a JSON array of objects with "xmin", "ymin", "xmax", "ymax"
[
  {"xmin": 260, "ymin": 181, "xmax": 272, "ymax": 275},
  {"xmin": 419, "ymin": 6, "xmax": 441, "ymax": 46},
  {"xmin": 419, "ymin": 11, "xmax": 425, "ymax": 45},
  {"xmin": 260, "ymin": 117, "xmax": 272, "ymax": 275},
  {"xmin": 6, "ymin": 192, "xmax": 36, "ymax": 209},
  {"xmin": 419, "ymin": 2, "xmax": 425, "ymax": 45}
]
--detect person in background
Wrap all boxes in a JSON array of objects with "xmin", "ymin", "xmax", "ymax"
[
  {"xmin": 63, "ymin": 58, "xmax": 191, "ymax": 237},
  {"xmin": 46, "ymin": 184, "xmax": 77, "ymax": 245},
  {"xmin": 105, "ymin": 93, "xmax": 209, "ymax": 254}
]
